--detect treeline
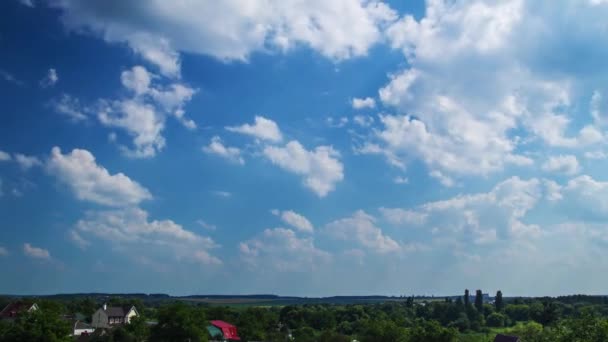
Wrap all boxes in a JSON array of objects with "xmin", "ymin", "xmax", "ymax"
[{"xmin": 3, "ymin": 292, "xmax": 608, "ymax": 341}]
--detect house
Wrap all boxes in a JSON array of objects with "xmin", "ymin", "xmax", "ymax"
[
  {"xmin": 209, "ymin": 320, "xmax": 241, "ymax": 341},
  {"xmin": 494, "ymin": 334, "xmax": 521, "ymax": 342},
  {"xmin": 73, "ymin": 320, "xmax": 95, "ymax": 336},
  {"xmin": 0, "ymin": 302, "xmax": 39, "ymax": 321},
  {"xmin": 91, "ymin": 303, "xmax": 138, "ymax": 328}
]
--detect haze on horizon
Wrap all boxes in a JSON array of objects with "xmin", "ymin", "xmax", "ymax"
[{"xmin": 2, "ymin": 0, "xmax": 608, "ymax": 298}]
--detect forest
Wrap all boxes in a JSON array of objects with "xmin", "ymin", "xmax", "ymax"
[{"xmin": 2, "ymin": 291, "xmax": 608, "ymax": 341}]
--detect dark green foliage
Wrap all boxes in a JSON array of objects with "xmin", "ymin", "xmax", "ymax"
[
  {"xmin": 0, "ymin": 309, "xmax": 71, "ymax": 342},
  {"xmin": 464, "ymin": 289, "xmax": 470, "ymax": 307},
  {"xmin": 495, "ymin": 290, "xmax": 504, "ymax": 312},
  {"xmin": 474, "ymin": 290, "xmax": 483, "ymax": 313},
  {"xmin": 149, "ymin": 302, "xmax": 208, "ymax": 342},
  {"xmin": 486, "ymin": 312, "xmax": 507, "ymax": 327},
  {"xmin": 408, "ymin": 319, "xmax": 458, "ymax": 342}
]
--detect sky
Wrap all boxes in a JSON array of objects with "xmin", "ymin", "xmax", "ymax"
[{"xmin": 2, "ymin": 0, "xmax": 608, "ymax": 297}]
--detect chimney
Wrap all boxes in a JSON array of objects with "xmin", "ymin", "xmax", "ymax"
[{"xmin": 103, "ymin": 303, "xmax": 107, "ymax": 311}]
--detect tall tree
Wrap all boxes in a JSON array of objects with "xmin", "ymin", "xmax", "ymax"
[
  {"xmin": 495, "ymin": 290, "xmax": 504, "ymax": 312},
  {"xmin": 464, "ymin": 289, "xmax": 470, "ymax": 307},
  {"xmin": 475, "ymin": 290, "xmax": 483, "ymax": 312}
]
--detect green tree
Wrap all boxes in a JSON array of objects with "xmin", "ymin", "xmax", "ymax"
[
  {"xmin": 408, "ymin": 319, "xmax": 457, "ymax": 342},
  {"xmin": 125, "ymin": 315, "xmax": 150, "ymax": 341},
  {"xmin": 486, "ymin": 312, "xmax": 507, "ymax": 327},
  {"xmin": 2, "ymin": 309, "xmax": 72, "ymax": 342},
  {"xmin": 495, "ymin": 290, "xmax": 504, "ymax": 312},
  {"xmin": 474, "ymin": 290, "xmax": 483, "ymax": 312},
  {"xmin": 464, "ymin": 290, "xmax": 470, "ymax": 307},
  {"xmin": 150, "ymin": 302, "xmax": 208, "ymax": 342}
]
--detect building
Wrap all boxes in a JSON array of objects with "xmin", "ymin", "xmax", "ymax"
[
  {"xmin": 91, "ymin": 303, "xmax": 138, "ymax": 328},
  {"xmin": 73, "ymin": 320, "xmax": 95, "ymax": 336},
  {"xmin": 0, "ymin": 302, "xmax": 39, "ymax": 321},
  {"xmin": 494, "ymin": 334, "xmax": 521, "ymax": 342},
  {"xmin": 209, "ymin": 320, "xmax": 241, "ymax": 341}
]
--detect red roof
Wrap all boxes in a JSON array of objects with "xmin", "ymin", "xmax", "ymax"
[
  {"xmin": 211, "ymin": 320, "xmax": 241, "ymax": 340},
  {"xmin": 0, "ymin": 302, "xmax": 36, "ymax": 319}
]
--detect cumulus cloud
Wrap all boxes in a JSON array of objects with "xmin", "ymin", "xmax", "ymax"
[
  {"xmin": 351, "ymin": 97, "xmax": 376, "ymax": 109},
  {"xmin": 542, "ymin": 155, "xmax": 581, "ymax": 175},
  {"xmin": 239, "ymin": 228, "xmax": 329, "ymax": 271},
  {"xmin": 14, "ymin": 154, "xmax": 42, "ymax": 170},
  {"xmin": 362, "ymin": 0, "xmax": 608, "ymax": 182},
  {"xmin": 272, "ymin": 209, "xmax": 314, "ymax": 233},
  {"xmin": 46, "ymin": 146, "xmax": 152, "ymax": 206},
  {"xmin": 40, "ymin": 68, "xmax": 58, "ymax": 87},
  {"xmin": 51, "ymin": 0, "xmax": 397, "ymax": 75},
  {"xmin": 23, "ymin": 243, "xmax": 51, "ymax": 260},
  {"xmin": 96, "ymin": 65, "xmax": 197, "ymax": 157},
  {"xmin": 383, "ymin": 177, "xmax": 545, "ymax": 247},
  {"xmin": 263, "ymin": 140, "xmax": 344, "ymax": 197},
  {"xmin": 52, "ymin": 94, "xmax": 88, "ymax": 122},
  {"xmin": 0, "ymin": 151, "xmax": 11, "ymax": 161},
  {"xmin": 202, "ymin": 136, "xmax": 244, "ymax": 165},
  {"xmin": 0, "ymin": 246, "xmax": 8, "ymax": 256},
  {"xmin": 75, "ymin": 207, "xmax": 221, "ymax": 265},
  {"xmin": 226, "ymin": 116, "xmax": 283, "ymax": 143},
  {"xmin": 325, "ymin": 210, "xmax": 401, "ymax": 253},
  {"xmin": 69, "ymin": 230, "xmax": 90, "ymax": 250}
]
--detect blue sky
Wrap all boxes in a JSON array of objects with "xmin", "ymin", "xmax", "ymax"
[{"xmin": 2, "ymin": 0, "xmax": 608, "ymax": 297}]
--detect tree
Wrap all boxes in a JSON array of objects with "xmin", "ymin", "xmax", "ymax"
[
  {"xmin": 464, "ymin": 290, "xmax": 470, "ymax": 307},
  {"xmin": 495, "ymin": 290, "xmax": 504, "ymax": 312},
  {"xmin": 2, "ymin": 309, "xmax": 72, "ymax": 342},
  {"xmin": 408, "ymin": 319, "xmax": 458, "ymax": 342},
  {"xmin": 486, "ymin": 312, "xmax": 507, "ymax": 327},
  {"xmin": 150, "ymin": 302, "xmax": 208, "ymax": 342},
  {"xmin": 474, "ymin": 290, "xmax": 483, "ymax": 312},
  {"xmin": 125, "ymin": 315, "xmax": 150, "ymax": 341}
]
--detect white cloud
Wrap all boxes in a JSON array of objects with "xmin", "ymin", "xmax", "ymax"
[
  {"xmin": 0, "ymin": 69, "xmax": 24, "ymax": 86},
  {"xmin": 40, "ymin": 68, "xmax": 58, "ymax": 88},
  {"xmin": 393, "ymin": 176, "xmax": 408, "ymax": 184},
  {"xmin": 52, "ymin": 94, "xmax": 88, "ymax": 122},
  {"xmin": 0, "ymin": 246, "xmax": 8, "ymax": 256},
  {"xmin": 211, "ymin": 191, "xmax": 232, "ymax": 198},
  {"xmin": 352, "ymin": 97, "xmax": 376, "ymax": 109},
  {"xmin": 273, "ymin": 210, "xmax": 314, "ymax": 233},
  {"xmin": 202, "ymin": 136, "xmax": 244, "ymax": 165},
  {"xmin": 14, "ymin": 154, "xmax": 42, "ymax": 170},
  {"xmin": 353, "ymin": 115, "xmax": 375, "ymax": 127},
  {"xmin": 69, "ymin": 230, "xmax": 90, "ymax": 250},
  {"xmin": 429, "ymin": 170, "xmax": 455, "ymax": 187},
  {"xmin": 542, "ymin": 155, "xmax": 581, "ymax": 175},
  {"xmin": 196, "ymin": 219, "xmax": 217, "ymax": 231},
  {"xmin": 192, "ymin": 250, "xmax": 222, "ymax": 266},
  {"xmin": 239, "ymin": 228, "xmax": 329, "ymax": 271},
  {"xmin": 19, "ymin": 0, "xmax": 34, "ymax": 7},
  {"xmin": 46, "ymin": 146, "xmax": 152, "ymax": 206},
  {"xmin": 562, "ymin": 175, "xmax": 608, "ymax": 216},
  {"xmin": 263, "ymin": 140, "xmax": 344, "ymax": 197},
  {"xmin": 365, "ymin": 0, "xmax": 608, "ymax": 181},
  {"xmin": 326, "ymin": 116, "xmax": 349, "ymax": 128},
  {"xmin": 51, "ymin": 0, "xmax": 397, "ymax": 75},
  {"xmin": 325, "ymin": 210, "xmax": 401, "ymax": 253},
  {"xmin": 97, "ymin": 65, "xmax": 197, "ymax": 157},
  {"xmin": 226, "ymin": 116, "xmax": 283, "ymax": 142},
  {"xmin": 0, "ymin": 151, "xmax": 10, "ymax": 161},
  {"xmin": 383, "ymin": 177, "xmax": 544, "ymax": 246},
  {"xmin": 23, "ymin": 243, "xmax": 51, "ymax": 260},
  {"xmin": 584, "ymin": 150, "xmax": 608, "ymax": 160},
  {"xmin": 75, "ymin": 207, "xmax": 221, "ymax": 265}
]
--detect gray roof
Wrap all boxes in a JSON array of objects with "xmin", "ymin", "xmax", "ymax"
[
  {"xmin": 104, "ymin": 306, "xmax": 126, "ymax": 317},
  {"xmin": 74, "ymin": 320, "xmax": 92, "ymax": 330},
  {"xmin": 494, "ymin": 334, "xmax": 520, "ymax": 342}
]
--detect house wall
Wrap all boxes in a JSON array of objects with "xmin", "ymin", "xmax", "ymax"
[
  {"xmin": 125, "ymin": 307, "xmax": 138, "ymax": 323},
  {"xmin": 91, "ymin": 309, "xmax": 108, "ymax": 328},
  {"xmin": 74, "ymin": 328, "xmax": 95, "ymax": 336}
]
